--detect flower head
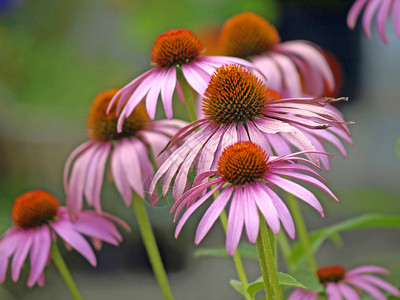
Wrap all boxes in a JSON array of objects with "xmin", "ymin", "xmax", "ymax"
[
  {"xmin": 151, "ymin": 65, "xmax": 352, "ymax": 200},
  {"xmin": 220, "ymin": 12, "xmax": 335, "ymax": 97},
  {"xmin": 64, "ymin": 89, "xmax": 187, "ymax": 219},
  {"xmin": 289, "ymin": 265, "xmax": 400, "ymax": 300},
  {"xmin": 170, "ymin": 142, "xmax": 337, "ymax": 255},
  {"xmin": 347, "ymin": 0, "xmax": 400, "ymax": 44},
  {"xmin": 0, "ymin": 190, "xmax": 128, "ymax": 287},
  {"xmin": 107, "ymin": 28, "xmax": 257, "ymax": 129}
]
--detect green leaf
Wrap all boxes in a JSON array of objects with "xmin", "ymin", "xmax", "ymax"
[
  {"xmin": 292, "ymin": 267, "xmax": 322, "ymax": 292},
  {"xmin": 194, "ymin": 242, "xmax": 258, "ymax": 259},
  {"xmin": 247, "ymin": 272, "xmax": 307, "ymax": 296},
  {"xmin": 289, "ymin": 214, "xmax": 400, "ymax": 267},
  {"xmin": 230, "ymin": 279, "xmax": 245, "ymax": 296}
]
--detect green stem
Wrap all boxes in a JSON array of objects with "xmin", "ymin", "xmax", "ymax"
[
  {"xmin": 50, "ymin": 242, "xmax": 84, "ymax": 300},
  {"xmin": 219, "ymin": 211, "xmax": 253, "ymax": 300},
  {"xmin": 132, "ymin": 194, "xmax": 174, "ymax": 300},
  {"xmin": 176, "ymin": 67, "xmax": 198, "ymax": 122},
  {"xmin": 286, "ymin": 192, "xmax": 318, "ymax": 272},
  {"xmin": 259, "ymin": 212, "xmax": 283, "ymax": 300},
  {"xmin": 277, "ymin": 232, "xmax": 294, "ymax": 272},
  {"xmin": 256, "ymin": 231, "xmax": 273, "ymax": 300}
]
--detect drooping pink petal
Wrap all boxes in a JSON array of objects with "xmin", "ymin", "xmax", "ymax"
[
  {"xmin": 27, "ymin": 226, "xmax": 51, "ymax": 287},
  {"xmin": 182, "ymin": 64, "xmax": 208, "ymax": 96},
  {"xmin": 376, "ymin": 0, "xmax": 391, "ymax": 43},
  {"xmin": 337, "ymin": 282, "xmax": 360, "ymax": 300},
  {"xmin": 346, "ymin": 278, "xmax": 386, "ymax": 300},
  {"xmin": 267, "ymin": 174, "xmax": 324, "ymax": 217},
  {"xmin": 346, "ymin": 265, "xmax": 388, "ymax": 277},
  {"xmin": 247, "ymin": 121, "xmax": 272, "ymax": 155},
  {"xmin": 111, "ymin": 142, "xmax": 132, "ymax": 206},
  {"xmin": 211, "ymin": 124, "xmax": 238, "ymax": 170},
  {"xmin": 51, "ymin": 220, "xmax": 97, "ymax": 266},
  {"xmin": 348, "ymin": 0, "xmax": 369, "ymax": 29},
  {"xmin": 226, "ymin": 186, "xmax": 245, "ymax": 256},
  {"xmin": 196, "ymin": 128, "xmax": 225, "ymax": 176},
  {"xmin": 120, "ymin": 138, "xmax": 144, "ymax": 197},
  {"xmin": 253, "ymin": 184, "xmax": 280, "ymax": 234},
  {"xmin": 242, "ymin": 185, "xmax": 260, "ymax": 244},
  {"xmin": 326, "ymin": 282, "xmax": 342, "ymax": 300},
  {"xmin": 145, "ymin": 69, "xmax": 167, "ymax": 119},
  {"xmin": 265, "ymin": 133, "xmax": 293, "ymax": 156},
  {"xmin": 352, "ymin": 275, "xmax": 400, "ymax": 296},
  {"xmin": 252, "ymin": 55, "xmax": 283, "ymax": 92},
  {"xmin": 161, "ymin": 67, "xmax": 177, "ymax": 119},
  {"xmin": 11, "ymin": 230, "xmax": 33, "ymax": 282},
  {"xmin": 362, "ymin": 0, "xmax": 382, "ymax": 38},
  {"xmin": 195, "ymin": 186, "xmax": 233, "ymax": 245},
  {"xmin": 394, "ymin": 0, "xmax": 400, "ymax": 39}
]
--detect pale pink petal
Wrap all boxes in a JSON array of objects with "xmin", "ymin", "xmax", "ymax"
[
  {"xmin": 195, "ymin": 186, "xmax": 233, "ymax": 245},
  {"xmin": 337, "ymin": 282, "xmax": 360, "ymax": 300},
  {"xmin": 376, "ymin": 0, "xmax": 391, "ymax": 43},
  {"xmin": 352, "ymin": 275, "xmax": 400, "ymax": 296},
  {"xmin": 253, "ymin": 184, "xmax": 280, "ymax": 234},
  {"xmin": 131, "ymin": 137, "xmax": 154, "ymax": 195},
  {"xmin": 28, "ymin": 226, "xmax": 51, "ymax": 287},
  {"xmin": 252, "ymin": 55, "xmax": 283, "ymax": 91},
  {"xmin": 347, "ymin": 266, "xmax": 388, "ymax": 277},
  {"xmin": 211, "ymin": 125, "xmax": 237, "ymax": 170},
  {"xmin": 247, "ymin": 121, "xmax": 272, "ymax": 155},
  {"xmin": 236, "ymin": 122, "xmax": 248, "ymax": 142},
  {"xmin": 161, "ymin": 67, "xmax": 177, "ymax": 119},
  {"xmin": 266, "ymin": 133, "xmax": 293, "ymax": 156},
  {"xmin": 146, "ymin": 69, "xmax": 167, "ymax": 119},
  {"xmin": 288, "ymin": 288, "xmax": 308, "ymax": 300},
  {"xmin": 242, "ymin": 185, "xmax": 260, "ymax": 244},
  {"xmin": 362, "ymin": 0, "xmax": 382, "ymax": 38},
  {"xmin": 37, "ymin": 272, "xmax": 45, "ymax": 287},
  {"xmin": 196, "ymin": 128, "xmax": 225, "ymax": 176},
  {"xmin": 226, "ymin": 186, "xmax": 245, "ymax": 256},
  {"xmin": 111, "ymin": 142, "xmax": 132, "ymax": 206},
  {"xmin": 348, "ymin": 0, "xmax": 369, "ymax": 28},
  {"xmin": 11, "ymin": 230, "xmax": 33, "ymax": 282},
  {"xmin": 267, "ymin": 174, "xmax": 324, "ymax": 217},
  {"xmin": 394, "ymin": 0, "xmax": 400, "ymax": 38},
  {"xmin": 326, "ymin": 282, "xmax": 343, "ymax": 300},
  {"xmin": 51, "ymin": 220, "xmax": 97, "ymax": 266},
  {"xmin": 182, "ymin": 64, "xmax": 208, "ymax": 95},
  {"xmin": 346, "ymin": 278, "xmax": 385, "ymax": 300}
]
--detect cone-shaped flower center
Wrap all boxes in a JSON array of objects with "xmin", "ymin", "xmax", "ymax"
[
  {"xmin": 202, "ymin": 65, "xmax": 270, "ymax": 125},
  {"xmin": 12, "ymin": 190, "xmax": 60, "ymax": 229},
  {"xmin": 87, "ymin": 89, "xmax": 150, "ymax": 141},
  {"xmin": 317, "ymin": 265, "xmax": 346, "ymax": 284},
  {"xmin": 218, "ymin": 142, "xmax": 268, "ymax": 185},
  {"xmin": 220, "ymin": 12, "xmax": 281, "ymax": 58},
  {"xmin": 150, "ymin": 29, "xmax": 204, "ymax": 68}
]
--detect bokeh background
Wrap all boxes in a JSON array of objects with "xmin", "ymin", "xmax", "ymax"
[{"xmin": 1, "ymin": 0, "xmax": 399, "ymax": 299}]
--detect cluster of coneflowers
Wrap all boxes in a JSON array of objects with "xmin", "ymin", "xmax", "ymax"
[{"xmin": 1, "ymin": 4, "xmax": 400, "ymax": 300}]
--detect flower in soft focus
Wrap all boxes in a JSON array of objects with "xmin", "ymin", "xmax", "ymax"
[
  {"xmin": 219, "ymin": 12, "xmax": 335, "ymax": 98},
  {"xmin": 289, "ymin": 265, "xmax": 400, "ymax": 300},
  {"xmin": 108, "ymin": 28, "xmax": 256, "ymax": 130},
  {"xmin": 0, "ymin": 190, "xmax": 129, "ymax": 287},
  {"xmin": 347, "ymin": 0, "xmax": 400, "ymax": 44},
  {"xmin": 151, "ymin": 64, "xmax": 352, "ymax": 200},
  {"xmin": 64, "ymin": 89, "xmax": 186, "ymax": 219},
  {"xmin": 170, "ymin": 142, "xmax": 337, "ymax": 255}
]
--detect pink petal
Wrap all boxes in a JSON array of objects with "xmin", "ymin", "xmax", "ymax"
[
  {"xmin": 376, "ymin": 0, "xmax": 391, "ymax": 43},
  {"xmin": 12, "ymin": 230, "xmax": 33, "ymax": 282},
  {"xmin": 362, "ymin": 0, "xmax": 382, "ymax": 38},
  {"xmin": 182, "ymin": 64, "xmax": 208, "ymax": 95},
  {"xmin": 346, "ymin": 278, "xmax": 386, "ymax": 300},
  {"xmin": 347, "ymin": 265, "xmax": 389, "ymax": 277},
  {"xmin": 195, "ymin": 186, "xmax": 233, "ymax": 245},
  {"xmin": 253, "ymin": 184, "xmax": 280, "ymax": 234},
  {"xmin": 352, "ymin": 275, "xmax": 400, "ymax": 296},
  {"xmin": 326, "ymin": 282, "xmax": 342, "ymax": 300},
  {"xmin": 161, "ymin": 67, "xmax": 177, "ymax": 119},
  {"xmin": 337, "ymin": 282, "xmax": 360, "ymax": 300},
  {"xmin": 146, "ymin": 69, "xmax": 167, "ymax": 119},
  {"xmin": 393, "ymin": 0, "xmax": 400, "ymax": 39},
  {"xmin": 111, "ymin": 142, "xmax": 132, "ymax": 206},
  {"xmin": 226, "ymin": 186, "xmax": 245, "ymax": 256},
  {"xmin": 348, "ymin": 0, "xmax": 369, "ymax": 28},
  {"xmin": 251, "ymin": 55, "xmax": 282, "ymax": 91},
  {"xmin": 28, "ymin": 226, "xmax": 51, "ymax": 287},
  {"xmin": 242, "ymin": 185, "xmax": 260, "ymax": 244},
  {"xmin": 247, "ymin": 121, "xmax": 272, "ymax": 155}
]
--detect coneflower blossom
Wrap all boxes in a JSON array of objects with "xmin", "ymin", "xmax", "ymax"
[
  {"xmin": 347, "ymin": 0, "xmax": 400, "ymax": 44},
  {"xmin": 64, "ymin": 89, "xmax": 186, "ymax": 219},
  {"xmin": 289, "ymin": 265, "xmax": 400, "ymax": 300},
  {"xmin": 108, "ymin": 28, "xmax": 256, "ymax": 130},
  {"xmin": 219, "ymin": 12, "xmax": 335, "ymax": 98},
  {"xmin": 171, "ymin": 142, "xmax": 337, "ymax": 255},
  {"xmin": 151, "ymin": 64, "xmax": 352, "ymax": 200},
  {"xmin": 0, "ymin": 190, "xmax": 128, "ymax": 287}
]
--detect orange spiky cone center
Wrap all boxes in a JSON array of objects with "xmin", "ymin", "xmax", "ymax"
[
  {"xmin": 12, "ymin": 190, "xmax": 60, "ymax": 229},
  {"xmin": 150, "ymin": 29, "xmax": 203, "ymax": 68},
  {"xmin": 217, "ymin": 142, "xmax": 268, "ymax": 185},
  {"xmin": 202, "ymin": 64, "xmax": 271, "ymax": 125},
  {"xmin": 317, "ymin": 265, "xmax": 346, "ymax": 284},
  {"xmin": 87, "ymin": 89, "xmax": 150, "ymax": 141},
  {"xmin": 220, "ymin": 12, "xmax": 281, "ymax": 58}
]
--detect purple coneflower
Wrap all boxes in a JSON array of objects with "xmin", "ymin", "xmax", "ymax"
[
  {"xmin": 151, "ymin": 64, "xmax": 352, "ymax": 200},
  {"xmin": 347, "ymin": 0, "xmax": 400, "ymax": 44},
  {"xmin": 0, "ymin": 190, "xmax": 128, "ymax": 287},
  {"xmin": 171, "ymin": 141, "xmax": 337, "ymax": 255},
  {"xmin": 107, "ymin": 28, "xmax": 256, "ymax": 130},
  {"xmin": 289, "ymin": 265, "xmax": 400, "ymax": 300},
  {"xmin": 64, "ymin": 89, "xmax": 186, "ymax": 219},
  {"xmin": 219, "ymin": 12, "xmax": 335, "ymax": 98}
]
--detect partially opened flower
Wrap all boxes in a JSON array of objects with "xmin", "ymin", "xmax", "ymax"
[
  {"xmin": 171, "ymin": 142, "xmax": 337, "ymax": 255},
  {"xmin": 0, "ymin": 190, "xmax": 128, "ymax": 287},
  {"xmin": 347, "ymin": 0, "xmax": 400, "ymax": 44},
  {"xmin": 219, "ymin": 12, "xmax": 335, "ymax": 97},
  {"xmin": 151, "ymin": 64, "xmax": 352, "ymax": 200},
  {"xmin": 64, "ymin": 89, "xmax": 186, "ymax": 219},
  {"xmin": 108, "ymin": 28, "xmax": 256, "ymax": 130},
  {"xmin": 289, "ymin": 265, "xmax": 400, "ymax": 300}
]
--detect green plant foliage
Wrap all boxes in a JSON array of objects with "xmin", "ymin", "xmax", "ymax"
[{"xmin": 194, "ymin": 242, "xmax": 258, "ymax": 259}]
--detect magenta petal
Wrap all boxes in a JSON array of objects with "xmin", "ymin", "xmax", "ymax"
[
  {"xmin": 376, "ymin": 0, "xmax": 391, "ymax": 43},
  {"xmin": 348, "ymin": 0, "xmax": 369, "ymax": 28},
  {"xmin": 267, "ymin": 174, "xmax": 324, "ymax": 217},
  {"xmin": 247, "ymin": 121, "xmax": 272, "ymax": 155},
  {"xmin": 242, "ymin": 185, "xmax": 260, "ymax": 244},
  {"xmin": 253, "ymin": 184, "xmax": 280, "ymax": 234},
  {"xmin": 196, "ymin": 128, "xmax": 225, "ymax": 176},
  {"xmin": 161, "ymin": 67, "xmax": 177, "ymax": 119},
  {"xmin": 347, "ymin": 265, "xmax": 388, "ymax": 277},
  {"xmin": 326, "ymin": 282, "xmax": 342, "ymax": 300},
  {"xmin": 51, "ymin": 220, "xmax": 97, "ymax": 266},
  {"xmin": 337, "ymin": 282, "xmax": 360, "ymax": 300},
  {"xmin": 362, "ymin": 0, "xmax": 381, "ymax": 38},
  {"xmin": 226, "ymin": 186, "xmax": 245, "ymax": 256},
  {"xmin": 11, "ymin": 230, "xmax": 33, "ymax": 282},
  {"xmin": 354, "ymin": 275, "xmax": 400, "ymax": 296},
  {"xmin": 252, "ymin": 55, "xmax": 282, "ymax": 91},
  {"xmin": 346, "ymin": 278, "xmax": 386, "ymax": 300},
  {"xmin": 182, "ymin": 64, "xmax": 208, "ymax": 96},
  {"xmin": 111, "ymin": 142, "xmax": 132, "ymax": 206},
  {"xmin": 27, "ymin": 226, "xmax": 51, "ymax": 287},
  {"xmin": 394, "ymin": 0, "xmax": 400, "ymax": 39},
  {"xmin": 195, "ymin": 186, "xmax": 232, "ymax": 245},
  {"xmin": 146, "ymin": 69, "xmax": 166, "ymax": 119}
]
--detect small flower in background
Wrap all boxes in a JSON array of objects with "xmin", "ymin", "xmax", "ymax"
[
  {"xmin": 151, "ymin": 64, "xmax": 352, "ymax": 200},
  {"xmin": 219, "ymin": 12, "xmax": 335, "ymax": 98},
  {"xmin": 0, "ymin": 190, "xmax": 128, "ymax": 287},
  {"xmin": 171, "ymin": 141, "xmax": 337, "ymax": 255},
  {"xmin": 347, "ymin": 0, "xmax": 400, "ymax": 44},
  {"xmin": 64, "ymin": 89, "xmax": 186, "ymax": 219},
  {"xmin": 289, "ymin": 265, "xmax": 400, "ymax": 300},
  {"xmin": 108, "ymin": 28, "xmax": 256, "ymax": 130}
]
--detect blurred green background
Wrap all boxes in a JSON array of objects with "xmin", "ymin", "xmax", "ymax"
[{"xmin": 1, "ymin": 0, "xmax": 399, "ymax": 299}]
